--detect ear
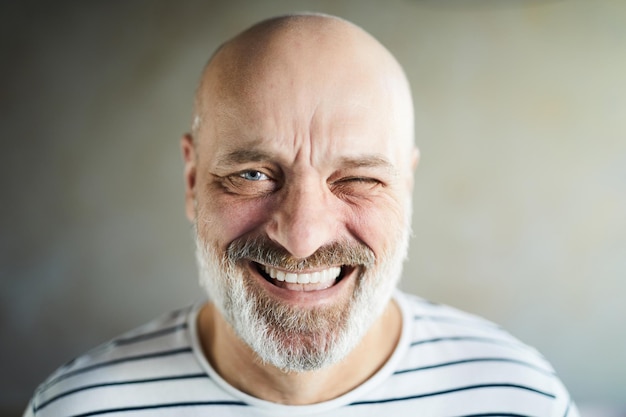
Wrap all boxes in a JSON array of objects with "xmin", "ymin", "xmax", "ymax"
[
  {"xmin": 405, "ymin": 146, "xmax": 420, "ymax": 192},
  {"xmin": 181, "ymin": 133, "xmax": 197, "ymax": 222},
  {"xmin": 411, "ymin": 146, "xmax": 420, "ymax": 171}
]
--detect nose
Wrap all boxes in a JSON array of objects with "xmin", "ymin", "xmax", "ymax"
[{"xmin": 266, "ymin": 181, "xmax": 338, "ymax": 259}]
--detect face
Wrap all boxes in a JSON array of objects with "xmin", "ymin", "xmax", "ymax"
[{"xmin": 184, "ymin": 27, "xmax": 416, "ymax": 372}]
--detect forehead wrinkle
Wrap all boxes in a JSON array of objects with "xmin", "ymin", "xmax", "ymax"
[
  {"xmin": 220, "ymin": 148, "xmax": 275, "ymax": 166},
  {"xmin": 195, "ymin": 17, "xmax": 415, "ymax": 165}
]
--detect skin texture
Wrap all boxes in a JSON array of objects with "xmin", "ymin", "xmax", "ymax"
[{"xmin": 182, "ymin": 14, "xmax": 419, "ymax": 404}]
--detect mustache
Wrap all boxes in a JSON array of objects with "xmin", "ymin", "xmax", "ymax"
[{"xmin": 226, "ymin": 235, "xmax": 375, "ymax": 272}]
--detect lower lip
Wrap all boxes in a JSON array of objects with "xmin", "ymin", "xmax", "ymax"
[{"xmin": 246, "ymin": 262, "xmax": 357, "ymax": 307}]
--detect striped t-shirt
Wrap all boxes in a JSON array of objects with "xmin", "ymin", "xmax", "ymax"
[{"xmin": 25, "ymin": 292, "xmax": 579, "ymax": 416}]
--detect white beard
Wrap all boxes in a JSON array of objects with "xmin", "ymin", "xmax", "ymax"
[{"xmin": 195, "ymin": 223, "xmax": 409, "ymax": 372}]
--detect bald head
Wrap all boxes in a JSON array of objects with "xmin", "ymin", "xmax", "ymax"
[{"xmin": 191, "ymin": 13, "xmax": 415, "ymax": 165}]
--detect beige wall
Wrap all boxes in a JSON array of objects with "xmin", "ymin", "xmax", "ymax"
[{"xmin": 2, "ymin": 0, "xmax": 625, "ymax": 413}]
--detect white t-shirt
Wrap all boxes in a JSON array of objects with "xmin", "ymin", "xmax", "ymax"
[{"xmin": 25, "ymin": 292, "xmax": 579, "ymax": 416}]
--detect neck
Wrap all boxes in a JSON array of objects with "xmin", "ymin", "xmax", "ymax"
[{"xmin": 197, "ymin": 299, "xmax": 402, "ymax": 405}]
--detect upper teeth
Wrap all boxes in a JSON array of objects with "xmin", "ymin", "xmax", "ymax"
[{"xmin": 262, "ymin": 266, "xmax": 341, "ymax": 284}]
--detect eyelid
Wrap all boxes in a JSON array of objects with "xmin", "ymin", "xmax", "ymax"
[
  {"xmin": 344, "ymin": 176, "xmax": 381, "ymax": 182},
  {"xmin": 238, "ymin": 169, "xmax": 271, "ymax": 181},
  {"xmin": 331, "ymin": 175, "xmax": 384, "ymax": 186},
  {"xmin": 220, "ymin": 169, "xmax": 279, "ymax": 196}
]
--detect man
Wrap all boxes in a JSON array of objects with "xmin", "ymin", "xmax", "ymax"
[{"xmin": 25, "ymin": 13, "xmax": 579, "ymax": 416}]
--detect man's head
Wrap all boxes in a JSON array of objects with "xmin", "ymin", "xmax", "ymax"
[{"xmin": 182, "ymin": 13, "xmax": 418, "ymax": 372}]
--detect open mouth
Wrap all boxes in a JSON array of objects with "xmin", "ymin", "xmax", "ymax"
[{"xmin": 253, "ymin": 262, "xmax": 351, "ymax": 291}]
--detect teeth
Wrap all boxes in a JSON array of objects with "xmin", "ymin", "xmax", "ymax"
[{"xmin": 262, "ymin": 266, "xmax": 341, "ymax": 285}]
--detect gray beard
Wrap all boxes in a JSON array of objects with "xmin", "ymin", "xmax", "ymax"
[{"xmin": 195, "ymin": 230, "xmax": 409, "ymax": 373}]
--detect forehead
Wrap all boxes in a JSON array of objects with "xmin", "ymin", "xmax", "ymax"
[
  {"xmin": 204, "ymin": 89, "xmax": 402, "ymax": 170},
  {"xmin": 208, "ymin": 74, "xmax": 407, "ymax": 161},
  {"xmin": 196, "ymin": 21, "xmax": 414, "ymax": 167}
]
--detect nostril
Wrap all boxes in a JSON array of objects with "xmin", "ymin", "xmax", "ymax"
[{"xmin": 265, "ymin": 191, "xmax": 336, "ymax": 259}]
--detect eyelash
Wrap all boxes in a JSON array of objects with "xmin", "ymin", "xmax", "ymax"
[
  {"xmin": 239, "ymin": 170, "xmax": 270, "ymax": 181},
  {"xmin": 336, "ymin": 177, "xmax": 381, "ymax": 185}
]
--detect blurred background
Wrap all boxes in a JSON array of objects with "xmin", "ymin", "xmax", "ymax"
[{"xmin": 1, "ymin": 0, "xmax": 625, "ymax": 415}]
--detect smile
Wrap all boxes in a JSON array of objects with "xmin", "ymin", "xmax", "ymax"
[
  {"xmin": 253, "ymin": 262, "xmax": 351, "ymax": 292},
  {"xmin": 262, "ymin": 265, "xmax": 341, "ymax": 284}
]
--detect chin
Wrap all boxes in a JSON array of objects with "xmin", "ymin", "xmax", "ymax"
[{"xmin": 193, "ymin": 227, "xmax": 408, "ymax": 372}]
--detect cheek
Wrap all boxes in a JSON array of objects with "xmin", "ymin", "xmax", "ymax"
[
  {"xmin": 346, "ymin": 195, "xmax": 408, "ymax": 257},
  {"xmin": 196, "ymin": 194, "xmax": 272, "ymax": 250}
]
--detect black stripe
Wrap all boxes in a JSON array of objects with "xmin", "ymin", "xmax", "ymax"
[
  {"xmin": 453, "ymin": 414, "xmax": 532, "ymax": 417},
  {"xmin": 349, "ymin": 383, "xmax": 555, "ymax": 406},
  {"xmin": 114, "ymin": 323, "xmax": 188, "ymax": 346},
  {"xmin": 68, "ymin": 401, "xmax": 248, "ymax": 417},
  {"xmin": 563, "ymin": 400, "xmax": 571, "ymax": 417},
  {"xmin": 394, "ymin": 357, "xmax": 554, "ymax": 376},
  {"xmin": 165, "ymin": 306, "xmax": 193, "ymax": 319},
  {"xmin": 410, "ymin": 336, "xmax": 524, "ymax": 349},
  {"xmin": 35, "ymin": 373, "xmax": 208, "ymax": 412},
  {"xmin": 42, "ymin": 347, "xmax": 193, "ymax": 389}
]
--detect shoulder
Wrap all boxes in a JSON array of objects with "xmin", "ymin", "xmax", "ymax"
[
  {"xmin": 390, "ymin": 292, "xmax": 579, "ymax": 416},
  {"xmin": 399, "ymin": 292, "xmax": 547, "ymax": 359},
  {"xmin": 26, "ymin": 306, "xmax": 211, "ymax": 416}
]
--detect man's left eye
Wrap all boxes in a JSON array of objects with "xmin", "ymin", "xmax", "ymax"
[
  {"xmin": 239, "ymin": 170, "xmax": 269, "ymax": 181},
  {"xmin": 338, "ymin": 177, "xmax": 382, "ymax": 185}
]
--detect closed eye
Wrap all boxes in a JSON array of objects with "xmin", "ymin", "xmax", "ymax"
[
  {"xmin": 346, "ymin": 177, "xmax": 380, "ymax": 183},
  {"xmin": 336, "ymin": 177, "xmax": 382, "ymax": 185},
  {"xmin": 330, "ymin": 176, "xmax": 384, "ymax": 198}
]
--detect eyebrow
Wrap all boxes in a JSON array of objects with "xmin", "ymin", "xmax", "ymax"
[
  {"xmin": 337, "ymin": 155, "xmax": 396, "ymax": 171},
  {"xmin": 220, "ymin": 149, "xmax": 273, "ymax": 165},
  {"xmin": 218, "ymin": 149, "xmax": 398, "ymax": 175}
]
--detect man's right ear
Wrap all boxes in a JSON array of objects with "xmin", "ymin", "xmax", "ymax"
[{"xmin": 181, "ymin": 133, "xmax": 197, "ymax": 222}]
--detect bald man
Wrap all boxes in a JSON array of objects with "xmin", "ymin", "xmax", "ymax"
[{"xmin": 25, "ymin": 14, "xmax": 579, "ymax": 417}]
